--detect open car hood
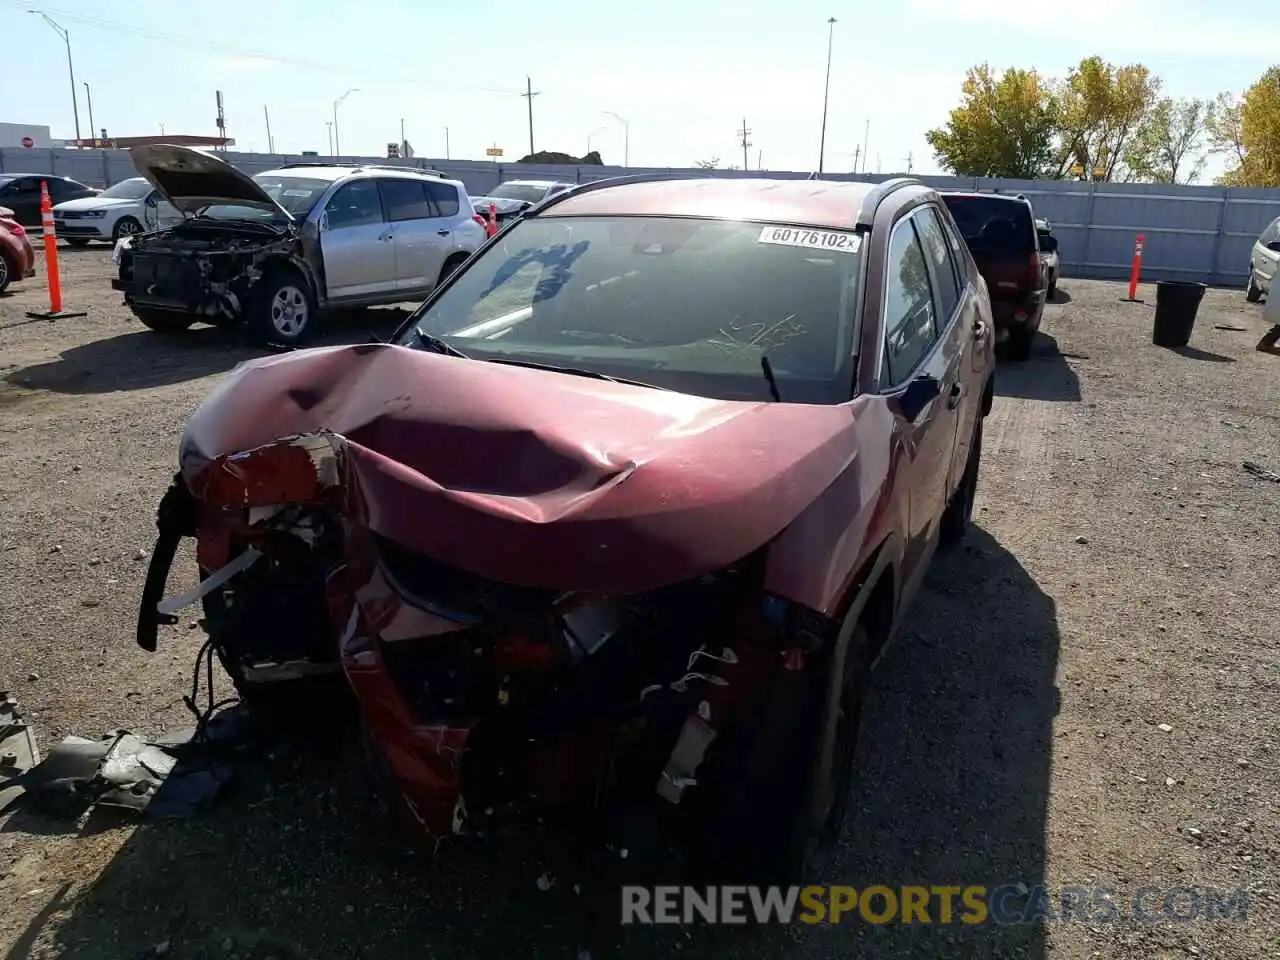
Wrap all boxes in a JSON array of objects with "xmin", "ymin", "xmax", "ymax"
[
  {"xmin": 178, "ymin": 344, "xmax": 862, "ymax": 595},
  {"xmin": 129, "ymin": 144, "xmax": 293, "ymax": 220}
]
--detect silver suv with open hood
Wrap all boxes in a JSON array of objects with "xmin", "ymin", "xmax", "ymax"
[{"xmin": 111, "ymin": 145, "xmax": 486, "ymax": 345}]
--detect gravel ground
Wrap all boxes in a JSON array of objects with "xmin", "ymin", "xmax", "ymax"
[{"xmin": 1, "ymin": 247, "xmax": 1277, "ymax": 960}]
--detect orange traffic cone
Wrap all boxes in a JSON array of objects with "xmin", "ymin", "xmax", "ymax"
[
  {"xmin": 487, "ymin": 202, "xmax": 498, "ymax": 238},
  {"xmin": 25, "ymin": 180, "xmax": 86, "ymax": 321}
]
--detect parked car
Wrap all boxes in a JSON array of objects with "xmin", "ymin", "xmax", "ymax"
[
  {"xmin": 0, "ymin": 205, "xmax": 37, "ymax": 293},
  {"xmin": 112, "ymin": 147, "xmax": 487, "ymax": 345},
  {"xmin": 136, "ymin": 174, "xmax": 995, "ymax": 884},
  {"xmin": 940, "ymin": 191, "xmax": 1049, "ymax": 360},
  {"xmin": 1036, "ymin": 217, "xmax": 1060, "ymax": 297},
  {"xmin": 53, "ymin": 176, "xmax": 182, "ymax": 246},
  {"xmin": 0, "ymin": 174, "xmax": 98, "ymax": 227},
  {"xmin": 1246, "ymin": 215, "xmax": 1280, "ymax": 303},
  {"xmin": 470, "ymin": 179, "xmax": 576, "ymax": 225}
]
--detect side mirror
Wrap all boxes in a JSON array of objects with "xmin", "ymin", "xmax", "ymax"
[
  {"xmin": 1266, "ymin": 240, "xmax": 1280, "ymax": 253},
  {"xmin": 318, "ymin": 211, "xmax": 330, "ymax": 232},
  {"xmin": 1042, "ymin": 235, "xmax": 1059, "ymax": 253},
  {"xmin": 898, "ymin": 374, "xmax": 941, "ymax": 422}
]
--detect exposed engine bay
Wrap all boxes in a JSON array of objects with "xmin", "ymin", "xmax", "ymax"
[
  {"xmin": 138, "ymin": 448, "xmax": 834, "ymax": 873},
  {"xmin": 113, "ymin": 219, "xmax": 305, "ymax": 324}
]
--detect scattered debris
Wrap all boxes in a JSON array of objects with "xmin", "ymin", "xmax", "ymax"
[
  {"xmin": 1074, "ymin": 535, "xmax": 1090, "ymax": 544},
  {"xmin": 0, "ymin": 704, "xmax": 250, "ymax": 820},
  {"xmin": 1213, "ymin": 324, "xmax": 1248, "ymax": 332},
  {"xmin": 1157, "ymin": 723, "xmax": 1174, "ymax": 732},
  {"xmin": 0, "ymin": 693, "xmax": 41, "ymax": 812},
  {"xmin": 1187, "ymin": 827, "xmax": 1203, "ymax": 838},
  {"xmin": 1242, "ymin": 461, "xmax": 1280, "ymax": 484}
]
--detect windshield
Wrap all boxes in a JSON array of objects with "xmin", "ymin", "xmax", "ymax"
[
  {"xmin": 486, "ymin": 183, "xmax": 552, "ymax": 204},
  {"xmin": 100, "ymin": 178, "xmax": 153, "ymax": 200},
  {"xmin": 942, "ymin": 195, "xmax": 1036, "ymax": 252},
  {"xmin": 400, "ymin": 215, "xmax": 863, "ymax": 404},
  {"xmin": 200, "ymin": 175, "xmax": 330, "ymax": 221}
]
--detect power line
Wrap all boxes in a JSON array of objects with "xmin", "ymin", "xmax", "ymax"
[
  {"xmin": 737, "ymin": 118, "xmax": 752, "ymax": 171},
  {"xmin": 5, "ymin": 0, "xmax": 522, "ymax": 97}
]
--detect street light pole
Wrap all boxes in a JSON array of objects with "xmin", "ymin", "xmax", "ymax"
[
  {"xmin": 326, "ymin": 122, "xmax": 333, "ymax": 156},
  {"xmin": 443, "ymin": 126, "xmax": 450, "ymax": 159},
  {"xmin": 818, "ymin": 16, "xmax": 836, "ymax": 176},
  {"xmin": 587, "ymin": 126, "xmax": 607, "ymax": 156},
  {"xmin": 605, "ymin": 111, "xmax": 629, "ymax": 167},
  {"xmin": 30, "ymin": 11, "xmax": 81, "ymax": 143},
  {"xmin": 83, "ymin": 82, "xmax": 96, "ymax": 146},
  {"xmin": 332, "ymin": 88, "xmax": 358, "ymax": 156}
]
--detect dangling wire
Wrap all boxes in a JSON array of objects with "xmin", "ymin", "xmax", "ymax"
[{"xmin": 182, "ymin": 634, "xmax": 240, "ymax": 744}]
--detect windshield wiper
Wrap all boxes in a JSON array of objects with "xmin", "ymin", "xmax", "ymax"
[
  {"xmin": 760, "ymin": 355, "xmax": 782, "ymax": 402},
  {"xmin": 413, "ymin": 327, "xmax": 471, "ymax": 359},
  {"xmin": 482, "ymin": 357, "xmax": 671, "ymax": 391}
]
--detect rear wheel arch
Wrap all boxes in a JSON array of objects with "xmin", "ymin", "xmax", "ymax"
[{"xmin": 981, "ymin": 372, "xmax": 995, "ymax": 416}]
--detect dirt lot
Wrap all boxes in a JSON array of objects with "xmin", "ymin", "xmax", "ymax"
[{"xmin": 1, "ymin": 246, "xmax": 1277, "ymax": 960}]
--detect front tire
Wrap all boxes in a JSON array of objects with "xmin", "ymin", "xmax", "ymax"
[
  {"xmin": 1246, "ymin": 271, "xmax": 1263, "ymax": 303},
  {"xmin": 133, "ymin": 307, "xmax": 195, "ymax": 332},
  {"xmin": 0, "ymin": 251, "xmax": 13, "ymax": 293},
  {"xmin": 249, "ymin": 270, "xmax": 315, "ymax": 346},
  {"xmin": 1005, "ymin": 326, "xmax": 1035, "ymax": 361},
  {"xmin": 113, "ymin": 217, "xmax": 143, "ymax": 242}
]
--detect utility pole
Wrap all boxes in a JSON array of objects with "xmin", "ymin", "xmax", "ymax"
[
  {"xmin": 443, "ymin": 126, "xmax": 450, "ymax": 159},
  {"xmin": 521, "ymin": 76, "xmax": 540, "ymax": 157},
  {"xmin": 861, "ymin": 120, "xmax": 871, "ymax": 175},
  {"xmin": 852, "ymin": 146, "xmax": 861, "ymax": 174},
  {"xmin": 400, "ymin": 117, "xmax": 406, "ymax": 159},
  {"xmin": 818, "ymin": 16, "xmax": 836, "ymax": 175},
  {"xmin": 905, "ymin": 151, "xmax": 913, "ymax": 174},
  {"xmin": 326, "ymin": 122, "xmax": 333, "ymax": 156},
  {"xmin": 333, "ymin": 88, "xmax": 358, "ymax": 156},
  {"xmin": 159, "ymin": 122, "xmax": 166, "ymax": 135},
  {"xmin": 606, "ymin": 111, "xmax": 629, "ymax": 167},
  {"xmin": 737, "ymin": 118, "xmax": 752, "ymax": 171},
  {"xmin": 83, "ymin": 83, "xmax": 96, "ymax": 147},
  {"xmin": 264, "ymin": 105, "xmax": 274, "ymax": 154},
  {"xmin": 30, "ymin": 12, "xmax": 81, "ymax": 143}
]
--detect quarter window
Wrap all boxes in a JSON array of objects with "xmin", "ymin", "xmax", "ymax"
[
  {"xmin": 1262, "ymin": 217, "xmax": 1280, "ymax": 245},
  {"xmin": 381, "ymin": 179, "xmax": 431, "ymax": 222},
  {"xmin": 325, "ymin": 180, "xmax": 383, "ymax": 229},
  {"xmin": 914, "ymin": 206, "xmax": 962, "ymax": 323},
  {"xmin": 882, "ymin": 219, "xmax": 939, "ymax": 386}
]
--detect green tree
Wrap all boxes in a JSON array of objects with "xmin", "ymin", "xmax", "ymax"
[
  {"xmin": 925, "ymin": 64, "xmax": 1060, "ymax": 179},
  {"xmin": 1055, "ymin": 56, "xmax": 1160, "ymax": 180},
  {"xmin": 1123, "ymin": 97, "xmax": 1210, "ymax": 183},
  {"xmin": 1206, "ymin": 91, "xmax": 1245, "ymax": 173},
  {"xmin": 1215, "ymin": 67, "xmax": 1280, "ymax": 187}
]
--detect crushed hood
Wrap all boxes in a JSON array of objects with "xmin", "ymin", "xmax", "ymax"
[
  {"xmin": 179, "ymin": 344, "xmax": 863, "ymax": 594},
  {"xmin": 129, "ymin": 144, "xmax": 293, "ymax": 220}
]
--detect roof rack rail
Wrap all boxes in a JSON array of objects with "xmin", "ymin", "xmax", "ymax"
[
  {"xmin": 526, "ymin": 171, "xmax": 711, "ymax": 216},
  {"xmin": 855, "ymin": 176, "xmax": 922, "ymax": 226}
]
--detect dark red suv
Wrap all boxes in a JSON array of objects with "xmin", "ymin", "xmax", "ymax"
[
  {"xmin": 138, "ymin": 174, "xmax": 996, "ymax": 884},
  {"xmin": 941, "ymin": 191, "xmax": 1051, "ymax": 360}
]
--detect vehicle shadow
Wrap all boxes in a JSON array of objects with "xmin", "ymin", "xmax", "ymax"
[
  {"xmin": 995, "ymin": 332, "xmax": 1082, "ymax": 402},
  {"xmin": 3, "ymin": 309, "xmax": 413, "ymax": 395},
  {"xmin": 1047, "ymin": 287, "xmax": 1072, "ymax": 304},
  {"xmin": 17, "ymin": 527, "xmax": 1057, "ymax": 960}
]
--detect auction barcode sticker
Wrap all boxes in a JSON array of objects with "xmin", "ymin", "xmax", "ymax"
[{"xmin": 757, "ymin": 225, "xmax": 861, "ymax": 254}]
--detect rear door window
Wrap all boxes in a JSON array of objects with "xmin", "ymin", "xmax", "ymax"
[
  {"xmin": 425, "ymin": 181, "xmax": 460, "ymax": 217},
  {"xmin": 380, "ymin": 179, "xmax": 431, "ymax": 222},
  {"xmin": 913, "ymin": 206, "xmax": 962, "ymax": 324},
  {"xmin": 941, "ymin": 195, "xmax": 1037, "ymax": 253}
]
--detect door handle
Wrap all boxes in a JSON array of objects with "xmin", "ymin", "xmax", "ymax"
[
  {"xmin": 947, "ymin": 383, "xmax": 964, "ymax": 410},
  {"xmin": 378, "ymin": 230, "xmax": 394, "ymax": 242},
  {"xmin": 972, "ymin": 318, "xmax": 987, "ymax": 339},
  {"xmin": 436, "ymin": 229, "xmax": 451, "ymax": 237}
]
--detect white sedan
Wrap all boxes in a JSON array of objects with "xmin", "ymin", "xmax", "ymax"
[{"xmin": 53, "ymin": 177, "xmax": 181, "ymax": 246}]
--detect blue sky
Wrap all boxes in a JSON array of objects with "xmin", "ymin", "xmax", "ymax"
[{"xmin": 3, "ymin": 0, "xmax": 1276, "ymax": 178}]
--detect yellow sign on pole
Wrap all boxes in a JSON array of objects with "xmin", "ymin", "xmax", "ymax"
[
  {"xmin": 1092, "ymin": 166, "xmax": 1106, "ymax": 179},
  {"xmin": 485, "ymin": 146, "xmax": 503, "ymax": 158},
  {"xmin": 1070, "ymin": 164, "xmax": 1084, "ymax": 177}
]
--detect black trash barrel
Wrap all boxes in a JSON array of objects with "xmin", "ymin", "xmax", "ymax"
[{"xmin": 1152, "ymin": 281, "xmax": 1207, "ymax": 348}]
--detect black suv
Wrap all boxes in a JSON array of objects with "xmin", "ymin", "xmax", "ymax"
[
  {"xmin": 940, "ymin": 192, "xmax": 1052, "ymax": 360},
  {"xmin": 0, "ymin": 174, "xmax": 98, "ymax": 227}
]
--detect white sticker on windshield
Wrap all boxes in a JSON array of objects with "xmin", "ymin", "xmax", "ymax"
[
  {"xmin": 757, "ymin": 225, "xmax": 861, "ymax": 254},
  {"xmin": 281, "ymin": 189, "xmax": 312, "ymax": 198}
]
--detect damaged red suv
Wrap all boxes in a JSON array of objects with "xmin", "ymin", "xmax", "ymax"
[{"xmin": 138, "ymin": 175, "xmax": 995, "ymax": 883}]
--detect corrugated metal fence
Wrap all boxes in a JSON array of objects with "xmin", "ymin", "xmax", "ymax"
[{"xmin": 3, "ymin": 147, "xmax": 1277, "ymax": 286}]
